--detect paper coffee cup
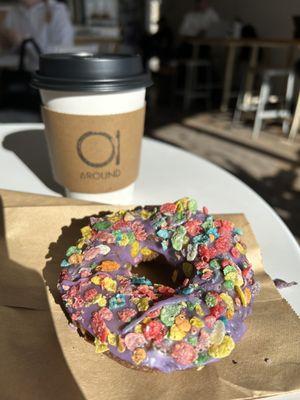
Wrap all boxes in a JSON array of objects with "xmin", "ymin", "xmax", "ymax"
[{"xmin": 32, "ymin": 53, "xmax": 152, "ymax": 204}]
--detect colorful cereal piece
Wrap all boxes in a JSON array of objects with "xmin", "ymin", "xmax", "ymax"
[
  {"xmin": 68, "ymin": 253, "xmax": 83, "ymax": 264},
  {"xmin": 137, "ymin": 297, "xmax": 149, "ymax": 311},
  {"xmin": 143, "ymin": 320, "xmax": 167, "ymax": 342},
  {"xmin": 171, "ymin": 342, "xmax": 197, "ymax": 365},
  {"xmin": 93, "ymin": 294, "xmax": 107, "ymax": 307},
  {"xmin": 182, "ymin": 262, "xmax": 194, "ymax": 277},
  {"xmin": 209, "ymin": 320, "xmax": 226, "ymax": 346},
  {"xmin": 169, "ymin": 324, "xmax": 187, "ymax": 340},
  {"xmin": 175, "ymin": 314, "xmax": 191, "ymax": 332},
  {"xmin": 94, "ymin": 339, "xmax": 109, "ymax": 353},
  {"xmin": 244, "ymin": 287, "xmax": 252, "ymax": 305},
  {"xmin": 124, "ymin": 333, "xmax": 146, "ymax": 351},
  {"xmin": 132, "ymin": 348, "xmax": 147, "ymax": 365},
  {"xmin": 99, "ymin": 260, "xmax": 120, "ymax": 272},
  {"xmin": 235, "ymin": 286, "xmax": 247, "ymax": 306},
  {"xmin": 96, "ymin": 244, "xmax": 111, "ymax": 255},
  {"xmin": 131, "ymin": 241, "xmax": 140, "ymax": 258},
  {"xmin": 102, "ymin": 277, "xmax": 117, "ymax": 292},
  {"xmin": 208, "ymin": 335, "xmax": 235, "ymax": 359},
  {"xmin": 118, "ymin": 308, "xmax": 137, "ymax": 323},
  {"xmin": 109, "ymin": 294, "xmax": 126, "ymax": 309},
  {"xmin": 117, "ymin": 336, "xmax": 126, "ymax": 353},
  {"xmin": 236, "ymin": 242, "xmax": 246, "ymax": 254},
  {"xmin": 140, "ymin": 247, "xmax": 156, "ymax": 257},
  {"xmin": 190, "ymin": 316, "xmax": 204, "ymax": 329},
  {"xmin": 160, "ymin": 304, "xmax": 182, "ymax": 326},
  {"xmin": 81, "ymin": 225, "xmax": 92, "ymax": 239},
  {"xmin": 93, "ymin": 220, "xmax": 112, "ymax": 231},
  {"xmin": 107, "ymin": 333, "xmax": 117, "ymax": 346}
]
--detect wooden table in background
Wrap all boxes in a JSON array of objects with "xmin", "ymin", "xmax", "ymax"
[
  {"xmin": 75, "ymin": 35, "xmax": 121, "ymax": 53},
  {"xmin": 188, "ymin": 37, "xmax": 300, "ymax": 112}
]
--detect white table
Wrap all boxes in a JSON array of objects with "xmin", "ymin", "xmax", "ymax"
[{"xmin": 1, "ymin": 123, "xmax": 300, "ymax": 400}]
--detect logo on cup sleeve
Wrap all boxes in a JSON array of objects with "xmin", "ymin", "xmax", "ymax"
[{"xmin": 77, "ymin": 131, "xmax": 120, "ymax": 168}]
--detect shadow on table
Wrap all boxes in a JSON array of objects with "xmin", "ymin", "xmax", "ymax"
[
  {"xmin": 149, "ymin": 115, "xmax": 300, "ymax": 243},
  {"xmin": 2, "ymin": 129, "xmax": 65, "ymax": 196},
  {"xmin": 223, "ymin": 151, "xmax": 300, "ymax": 244},
  {"xmin": 0, "ymin": 196, "xmax": 85, "ymax": 400}
]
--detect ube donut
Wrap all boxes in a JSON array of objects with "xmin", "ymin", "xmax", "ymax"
[{"xmin": 58, "ymin": 198, "xmax": 258, "ymax": 372}]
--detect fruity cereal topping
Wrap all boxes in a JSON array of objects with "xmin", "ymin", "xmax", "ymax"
[{"xmin": 58, "ymin": 198, "xmax": 258, "ymax": 372}]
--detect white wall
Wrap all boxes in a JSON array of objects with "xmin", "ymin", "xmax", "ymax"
[
  {"xmin": 163, "ymin": 0, "xmax": 299, "ymax": 39},
  {"xmin": 232, "ymin": 0, "xmax": 299, "ymax": 38}
]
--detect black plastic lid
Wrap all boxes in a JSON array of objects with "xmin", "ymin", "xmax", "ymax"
[{"xmin": 32, "ymin": 53, "xmax": 152, "ymax": 92}]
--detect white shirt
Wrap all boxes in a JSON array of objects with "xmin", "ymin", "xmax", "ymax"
[
  {"xmin": 86, "ymin": 0, "xmax": 119, "ymax": 21},
  {"xmin": 4, "ymin": 0, "xmax": 74, "ymax": 53},
  {"xmin": 179, "ymin": 8, "xmax": 220, "ymax": 37}
]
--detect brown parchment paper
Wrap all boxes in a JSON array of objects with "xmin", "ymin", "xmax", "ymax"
[
  {"xmin": 42, "ymin": 106, "xmax": 145, "ymax": 193},
  {"xmin": 0, "ymin": 189, "xmax": 300, "ymax": 400}
]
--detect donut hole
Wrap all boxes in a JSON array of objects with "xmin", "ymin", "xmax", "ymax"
[{"xmin": 133, "ymin": 255, "xmax": 184, "ymax": 288}]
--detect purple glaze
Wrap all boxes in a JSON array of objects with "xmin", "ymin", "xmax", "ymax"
[{"xmin": 57, "ymin": 199, "xmax": 257, "ymax": 372}]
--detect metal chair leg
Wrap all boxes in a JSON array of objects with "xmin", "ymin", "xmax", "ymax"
[
  {"xmin": 282, "ymin": 119, "xmax": 290, "ymax": 135},
  {"xmin": 232, "ymin": 91, "xmax": 244, "ymax": 127},
  {"xmin": 253, "ymin": 77, "xmax": 270, "ymax": 139},
  {"xmin": 289, "ymin": 91, "xmax": 300, "ymax": 141},
  {"xmin": 285, "ymin": 71, "xmax": 295, "ymax": 108},
  {"xmin": 282, "ymin": 71, "xmax": 295, "ymax": 135}
]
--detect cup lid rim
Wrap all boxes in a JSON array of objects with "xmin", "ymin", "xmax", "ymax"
[
  {"xmin": 32, "ymin": 52, "xmax": 152, "ymax": 93},
  {"xmin": 32, "ymin": 72, "xmax": 152, "ymax": 92}
]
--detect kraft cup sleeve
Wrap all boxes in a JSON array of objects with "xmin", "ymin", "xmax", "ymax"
[{"xmin": 42, "ymin": 106, "xmax": 146, "ymax": 193}]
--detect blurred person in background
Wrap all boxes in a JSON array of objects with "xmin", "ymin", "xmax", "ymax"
[
  {"xmin": 179, "ymin": 0, "xmax": 219, "ymax": 38},
  {"xmin": 177, "ymin": 0, "xmax": 220, "ymax": 59},
  {"xmin": 0, "ymin": 0, "xmax": 74, "ymax": 67},
  {"xmin": 87, "ymin": 0, "xmax": 118, "ymax": 22}
]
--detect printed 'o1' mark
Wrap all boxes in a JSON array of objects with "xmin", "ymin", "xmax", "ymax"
[
  {"xmin": 77, "ymin": 131, "xmax": 116, "ymax": 168},
  {"xmin": 116, "ymin": 130, "xmax": 120, "ymax": 165}
]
